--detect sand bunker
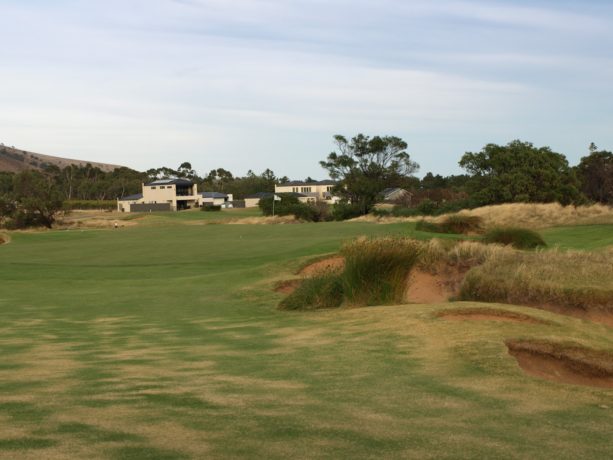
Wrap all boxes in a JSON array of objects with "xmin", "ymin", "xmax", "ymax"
[
  {"xmin": 505, "ymin": 340, "xmax": 613, "ymax": 389},
  {"xmin": 298, "ymin": 256, "xmax": 345, "ymax": 277},
  {"xmin": 404, "ymin": 267, "xmax": 466, "ymax": 304},
  {"xmin": 274, "ymin": 279, "xmax": 302, "ymax": 294},
  {"xmin": 437, "ymin": 307, "xmax": 549, "ymax": 324}
]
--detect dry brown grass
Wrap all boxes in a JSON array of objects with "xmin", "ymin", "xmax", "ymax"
[
  {"xmin": 226, "ymin": 215, "xmax": 299, "ymax": 225},
  {"xmin": 434, "ymin": 203, "xmax": 613, "ymax": 229},
  {"xmin": 354, "ymin": 203, "xmax": 613, "ymax": 229}
]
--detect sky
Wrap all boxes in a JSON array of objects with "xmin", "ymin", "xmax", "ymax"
[{"xmin": 1, "ymin": 0, "xmax": 612, "ymax": 179}]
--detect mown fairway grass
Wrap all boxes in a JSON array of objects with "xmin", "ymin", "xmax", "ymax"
[{"xmin": 0, "ymin": 222, "xmax": 612, "ymax": 459}]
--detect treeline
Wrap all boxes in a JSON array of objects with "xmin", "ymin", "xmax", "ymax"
[{"xmin": 0, "ymin": 138, "xmax": 611, "ymax": 228}]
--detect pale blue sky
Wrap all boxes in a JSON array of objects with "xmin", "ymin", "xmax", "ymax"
[{"xmin": 1, "ymin": 0, "xmax": 612, "ymax": 178}]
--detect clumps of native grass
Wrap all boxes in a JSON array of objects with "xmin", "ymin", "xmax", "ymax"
[
  {"xmin": 416, "ymin": 214, "xmax": 483, "ymax": 235},
  {"xmin": 341, "ymin": 237, "xmax": 422, "ymax": 306},
  {"xmin": 279, "ymin": 237, "xmax": 422, "ymax": 310},
  {"xmin": 460, "ymin": 248, "xmax": 613, "ymax": 313},
  {"xmin": 279, "ymin": 271, "xmax": 344, "ymax": 310},
  {"xmin": 433, "ymin": 202, "xmax": 613, "ymax": 229},
  {"xmin": 483, "ymin": 227, "xmax": 546, "ymax": 249}
]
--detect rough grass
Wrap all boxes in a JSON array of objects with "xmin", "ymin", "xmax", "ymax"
[
  {"xmin": 341, "ymin": 237, "xmax": 422, "ymax": 306},
  {"xmin": 278, "ymin": 271, "xmax": 344, "ymax": 310},
  {"xmin": 460, "ymin": 248, "xmax": 613, "ymax": 312},
  {"xmin": 416, "ymin": 215, "xmax": 483, "ymax": 234},
  {"xmin": 483, "ymin": 227, "xmax": 547, "ymax": 249},
  {"xmin": 438, "ymin": 202, "xmax": 613, "ymax": 229},
  {"xmin": 358, "ymin": 203, "xmax": 613, "ymax": 230}
]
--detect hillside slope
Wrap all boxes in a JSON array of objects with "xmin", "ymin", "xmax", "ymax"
[{"xmin": 0, "ymin": 144, "xmax": 122, "ymax": 173}]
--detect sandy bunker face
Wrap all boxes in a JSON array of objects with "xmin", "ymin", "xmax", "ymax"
[
  {"xmin": 437, "ymin": 307, "xmax": 549, "ymax": 324},
  {"xmin": 298, "ymin": 256, "xmax": 345, "ymax": 277},
  {"xmin": 505, "ymin": 340, "xmax": 613, "ymax": 389},
  {"xmin": 274, "ymin": 279, "xmax": 302, "ymax": 294}
]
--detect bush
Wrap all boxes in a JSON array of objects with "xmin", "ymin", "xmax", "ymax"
[
  {"xmin": 341, "ymin": 237, "xmax": 422, "ymax": 306},
  {"xmin": 279, "ymin": 271, "xmax": 344, "ymax": 310},
  {"xmin": 201, "ymin": 205, "xmax": 222, "ymax": 212},
  {"xmin": 416, "ymin": 214, "xmax": 483, "ymax": 234},
  {"xmin": 331, "ymin": 202, "xmax": 363, "ymax": 221},
  {"xmin": 483, "ymin": 227, "xmax": 546, "ymax": 249}
]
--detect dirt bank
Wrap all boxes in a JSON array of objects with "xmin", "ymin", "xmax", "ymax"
[
  {"xmin": 505, "ymin": 340, "xmax": 613, "ymax": 389},
  {"xmin": 437, "ymin": 307, "xmax": 549, "ymax": 324},
  {"xmin": 298, "ymin": 256, "xmax": 345, "ymax": 277}
]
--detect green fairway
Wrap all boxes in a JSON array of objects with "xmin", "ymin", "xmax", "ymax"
[
  {"xmin": 0, "ymin": 222, "xmax": 611, "ymax": 459},
  {"xmin": 541, "ymin": 224, "xmax": 613, "ymax": 250}
]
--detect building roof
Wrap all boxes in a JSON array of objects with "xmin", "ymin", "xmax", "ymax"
[
  {"xmin": 200, "ymin": 192, "xmax": 228, "ymax": 199},
  {"xmin": 381, "ymin": 187, "xmax": 411, "ymax": 196},
  {"xmin": 145, "ymin": 178, "xmax": 194, "ymax": 186},
  {"xmin": 118, "ymin": 193, "xmax": 143, "ymax": 201},
  {"xmin": 279, "ymin": 180, "xmax": 337, "ymax": 187}
]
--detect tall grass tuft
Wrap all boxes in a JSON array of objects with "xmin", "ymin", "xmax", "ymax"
[
  {"xmin": 416, "ymin": 214, "xmax": 483, "ymax": 234},
  {"xmin": 278, "ymin": 271, "xmax": 344, "ymax": 310},
  {"xmin": 341, "ymin": 237, "xmax": 422, "ymax": 306},
  {"xmin": 459, "ymin": 248, "xmax": 613, "ymax": 310},
  {"xmin": 483, "ymin": 227, "xmax": 546, "ymax": 249}
]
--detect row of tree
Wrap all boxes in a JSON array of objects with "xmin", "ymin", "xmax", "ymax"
[
  {"xmin": 0, "ymin": 136, "xmax": 611, "ymax": 228},
  {"xmin": 319, "ymin": 136, "xmax": 612, "ymax": 216}
]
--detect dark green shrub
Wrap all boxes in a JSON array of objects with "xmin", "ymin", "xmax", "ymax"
[
  {"xmin": 201, "ymin": 205, "xmax": 222, "ymax": 212},
  {"xmin": 483, "ymin": 227, "xmax": 546, "ymax": 249},
  {"xmin": 341, "ymin": 237, "xmax": 421, "ymax": 306},
  {"xmin": 415, "ymin": 220, "xmax": 441, "ymax": 232},
  {"xmin": 332, "ymin": 202, "xmax": 363, "ymax": 221},
  {"xmin": 390, "ymin": 206, "xmax": 418, "ymax": 217},
  {"xmin": 279, "ymin": 271, "xmax": 344, "ymax": 310}
]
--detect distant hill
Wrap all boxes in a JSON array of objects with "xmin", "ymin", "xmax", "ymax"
[{"xmin": 0, "ymin": 144, "xmax": 123, "ymax": 173}]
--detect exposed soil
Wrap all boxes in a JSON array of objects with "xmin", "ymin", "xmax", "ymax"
[
  {"xmin": 505, "ymin": 339, "xmax": 613, "ymax": 389},
  {"xmin": 404, "ymin": 266, "xmax": 466, "ymax": 304},
  {"xmin": 274, "ymin": 279, "xmax": 303, "ymax": 294},
  {"xmin": 437, "ymin": 307, "xmax": 549, "ymax": 324},
  {"xmin": 298, "ymin": 256, "xmax": 345, "ymax": 277},
  {"xmin": 526, "ymin": 303, "xmax": 613, "ymax": 328}
]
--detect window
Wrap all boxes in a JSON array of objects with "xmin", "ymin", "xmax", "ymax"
[
  {"xmin": 160, "ymin": 186, "xmax": 165, "ymax": 189},
  {"xmin": 151, "ymin": 186, "xmax": 156, "ymax": 189}
]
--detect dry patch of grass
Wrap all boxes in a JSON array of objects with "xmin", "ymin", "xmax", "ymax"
[
  {"xmin": 356, "ymin": 203, "xmax": 613, "ymax": 229},
  {"xmin": 437, "ymin": 202, "xmax": 613, "ymax": 229},
  {"xmin": 460, "ymin": 248, "xmax": 613, "ymax": 323},
  {"xmin": 505, "ymin": 339, "xmax": 613, "ymax": 388},
  {"xmin": 227, "ymin": 215, "xmax": 299, "ymax": 225}
]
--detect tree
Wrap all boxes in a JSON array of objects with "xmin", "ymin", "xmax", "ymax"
[
  {"xmin": 576, "ymin": 145, "xmax": 613, "ymax": 204},
  {"xmin": 459, "ymin": 140, "xmax": 583, "ymax": 206},
  {"xmin": 320, "ymin": 134, "xmax": 419, "ymax": 214},
  {"xmin": 12, "ymin": 171, "xmax": 64, "ymax": 228}
]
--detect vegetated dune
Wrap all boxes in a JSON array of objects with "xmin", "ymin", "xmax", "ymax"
[
  {"xmin": 505, "ymin": 339, "xmax": 613, "ymax": 388},
  {"xmin": 0, "ymin": 144, "xmax": 122, "ymax": 173},
  {"xmin": 460, "ymin": 247, "xmax": 613, "ymax": 325},
  {"xmin": 438, "ymin": 203, "xmax": 613, "ymax": 229},
  {"xmin": 227, "ymin": 216, "xmax": 299, "ymax": 225},
  {"xmin": 354, "ymin": 203, "xmax": 613, "ymax": 229},
  {"xmin": 279, "ymin": 238, "xmax": 613, "ymax": 327}
]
